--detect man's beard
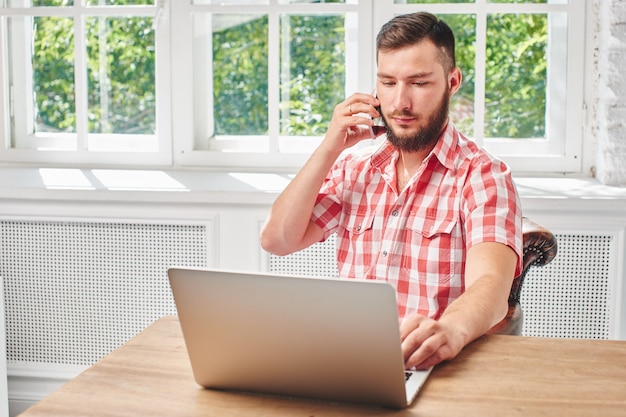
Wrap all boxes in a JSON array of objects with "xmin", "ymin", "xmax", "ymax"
[{"xmin": 382, "ymin": 89, "xmax": 450, "ymax": 153}]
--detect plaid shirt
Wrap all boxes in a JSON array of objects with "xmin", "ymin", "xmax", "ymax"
[{"xmin": 311, "ymin": 122, "xmax": 523, "ymax": 321}]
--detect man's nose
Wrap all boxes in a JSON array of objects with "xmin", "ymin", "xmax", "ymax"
[{"xmin": 391, "ymin": 84, "xmax": 411, "ymax": 112}]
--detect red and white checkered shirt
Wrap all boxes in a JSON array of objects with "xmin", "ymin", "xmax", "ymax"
[{"xmin": 311, "ymin": 122, "xmax": 523, "ymax": 321}]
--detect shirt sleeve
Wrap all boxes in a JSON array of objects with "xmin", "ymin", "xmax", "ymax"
[
  {"xmin": 461, "ymin": 155, "xmax": 524, "ymax": 277},
  {"xmin": 310, "ymin": 158, "xmax": 345, "ymax": 242}
]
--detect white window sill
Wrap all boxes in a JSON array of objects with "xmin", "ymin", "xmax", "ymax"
[{"xmin": 1, "ymin": 167, "xmax": 626, "ymax": 212}]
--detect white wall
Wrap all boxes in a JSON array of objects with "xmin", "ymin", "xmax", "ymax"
[{"xmin": 589, "ymin": 0, "xmax": 626, "ymax": 185}]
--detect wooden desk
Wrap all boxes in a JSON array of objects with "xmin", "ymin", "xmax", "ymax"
[{"xmin": 19, "ymin": 316, "xmax": 626, "ymax": 417}]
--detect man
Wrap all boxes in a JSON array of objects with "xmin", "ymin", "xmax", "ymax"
[{"xmin": 260, "ymin": 12, "xmax": 523, "ymax": 370}]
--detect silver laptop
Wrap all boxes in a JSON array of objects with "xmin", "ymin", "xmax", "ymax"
[{"xmin": 167, "ymin": 267, "xmax": 432, "ymax": 409}]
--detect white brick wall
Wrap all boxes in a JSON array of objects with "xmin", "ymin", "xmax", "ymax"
[{"xmin": 592, "ymin": 0, "xmax": 626, "ymax": 185}]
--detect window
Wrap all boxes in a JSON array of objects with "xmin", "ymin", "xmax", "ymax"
[
  {"xmin": 0, "ymin": 0, "xmax": 585, "ymax": 174},
  {"xmin": 169, "ymin": 0, "xmax": 368, "ymax": 168},
  {"xmin": 0, "ymin": 0, "xmax": 171, "ymax": 165}
]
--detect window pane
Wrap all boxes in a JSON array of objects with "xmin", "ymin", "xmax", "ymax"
[
  {"xmin": 485, "ymin": 13, "xmax": 547, "ymax": 139},
  {"xmin": 193, "ymin": 0, "xmax": 269, "ymax": 5},
  {"xmin": 489, "ymin": 0, "xmax": 567, "ymax": 4},
  {"xmin": 85, "ymin": 16, "xmax": 155, "ymax": 135},
  {"xmin": 31, "ymin": 16, "xmax": 76, "ymax": 134},
  {"xmin": 6, "ymin": 0, "xmax": 74, "ymax": 6},
  {"xmin": 443, "ymin": 14, "xmax": 475, "ymax": 135},
  {"xmin": 211, "ymin": 14, "xmax": 269, "ymax": 136},
  {"xmin": 278, "ymin": 0, "xmax": 345, "ymax": 3},
  {"xmin": 400, "ymin": 0, "xmax": 474, "ymax": 4},
  {"xmin": 279, "ymin": 14, "xmax": 345, "ymax": 136},
  {"xmin": 85, "ymin": 0, "xmax": 153, "ymax": 5}
]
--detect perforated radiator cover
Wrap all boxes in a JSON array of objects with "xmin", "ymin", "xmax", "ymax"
[
  {"xmin": 520, "ymin": 233, "xmax": 612, "ymax": 339},
  {"xmin": 1, "ymin": 220, "xmax": 208, "ymax": 365}
]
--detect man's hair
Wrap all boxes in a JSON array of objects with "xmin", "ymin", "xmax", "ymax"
[{"xmin": 376, "ymin": 12, "xmax": 456, "ymax": 73}]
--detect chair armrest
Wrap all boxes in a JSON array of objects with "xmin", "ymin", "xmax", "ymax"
[{"xmin": 509, "ymin": 217, "xmax": 558, "ymax": 303}]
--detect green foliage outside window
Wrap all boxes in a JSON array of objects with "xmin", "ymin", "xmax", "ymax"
[
  {"xmin": 280, "ymin": 14, "xmax": 346, "ymax": 136},
  {"xmin": 212, "ymin": 15, "xmax": 270, "ymax": 136},
  {"xmin": 33, "ymin": 15, "xmax": 155, "ymax": 135},
  {"xmin": 33, "ymin": 16, "xmax": 76, "ymax": 133},
  {"xmin": 486, "ymin": 13, "xmax": 547, "ymax": 138},
  {"xmin": 85, "ymin": 16, "xmax": 156, "ymax": 134},
  {"xmin": 212, "ymin": 14, "xmax": 345, "ymax": 136},
  {"xmin": 32, "ymin": 10, "xmax": 547, "ymax": 140}
]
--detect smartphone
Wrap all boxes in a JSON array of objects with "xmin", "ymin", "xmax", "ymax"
[
  {"xmin": 372, "ymin": 89, "xmax": 384, "ymax": 130},
  {"xmin": 373, "ymin": 105, "xmax": 383, "ymax": 128}
]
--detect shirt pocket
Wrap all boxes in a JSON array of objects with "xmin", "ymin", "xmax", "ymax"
[
  {"xmin": 406, "ymin": 206, "xmax": 460, "ymax": 284},
  {"xmin": 407, "ymin": 208, "xmax": 458, "ymax": 238},
  {"xmin": 338, "ymin": 206, "xmax": 375, "ymax": 237}
]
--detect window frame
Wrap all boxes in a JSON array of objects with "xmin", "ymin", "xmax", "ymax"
[
  {"xmin": 173, "ymin": 0, "xmax": 585, "ymax": 174},
  {"xmin": 0, "ymin": 1, "xmax": 172, "ymax": 166},
  {"xmin": 170, "ymin": 1, "xmax": 374, "ymax": 169},
  {"xmin": 0, "ymin": 0, "xmax": 586, "ymax": 175}
]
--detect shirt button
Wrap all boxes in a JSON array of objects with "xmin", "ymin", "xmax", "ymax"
[
  {"xmin": 355, "ymin": 225, "xmax": 361, "ymax": 232},
  {"xmin": 382, "ymin": 250, "xmax": 388, "ymax": 257},
  {"xmin": 392, "ymin": 210, "xmax": 399, "ymax": 217}
]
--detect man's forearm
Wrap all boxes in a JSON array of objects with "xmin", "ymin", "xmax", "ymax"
[
  {"xmin": 261, "ymin": 92, "xmax": 380, "ymax": 255},
  {"xmin": 439, "ymin": 242, "xmax": 517, "ymax": 344},
  {"xmin": 438, "ymin": 273, "xmax": 510, "ymax": 346}
]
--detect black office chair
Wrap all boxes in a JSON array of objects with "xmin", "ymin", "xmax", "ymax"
[{"xmin": 488, "ymin": 217, "xmax": 558, "ymax": 335}]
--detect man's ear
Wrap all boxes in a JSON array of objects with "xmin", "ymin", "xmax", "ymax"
[{"xmin": 448, "ymin": 66, "xmax": 462, "ymax": 96}]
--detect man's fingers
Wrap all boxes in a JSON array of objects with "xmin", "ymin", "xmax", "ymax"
[
  {"xmin": 408, "ymin": 351, "xmax": 442, "ymax": 371},
  {"xmin": 402, "ymin": 330, "xmax": 440, "ymax": 365},
  {"xmin": 400, "ymin": 314, "xmax": 427, "ymax": 339}
]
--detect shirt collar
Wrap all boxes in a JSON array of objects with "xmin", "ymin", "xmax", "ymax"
[
  {"xmin": 370, "ymin": 121, "xmax": 460, "ymax": 173},
  {"xmin": 431, "ymin": 121, "xmax": 459, "ymax": 172}
]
